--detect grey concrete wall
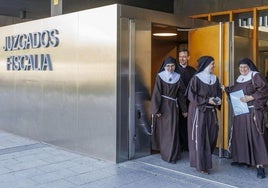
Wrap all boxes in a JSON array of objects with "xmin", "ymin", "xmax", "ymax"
[
  {"xmin": 174, "ymin": 0, "xmax": 268, "ymax": 17},
  {"xmin": 63, "ymin": 0, "xmax": 174, "ymax": 14}
]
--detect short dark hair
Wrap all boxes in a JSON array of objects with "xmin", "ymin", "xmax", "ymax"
[{"xmin": 178, "ymin": 49, "xmax": 189, "ymax": 55}]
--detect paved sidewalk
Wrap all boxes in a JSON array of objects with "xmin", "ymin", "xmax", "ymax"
[{"xmin": 0, "ymin": 130, "xmax": 267, "ymax": 188}]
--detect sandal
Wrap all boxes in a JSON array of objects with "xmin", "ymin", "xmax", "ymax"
[{"xmin": 200, "ymin": 170, "xmax": 209, "ymax": 174}]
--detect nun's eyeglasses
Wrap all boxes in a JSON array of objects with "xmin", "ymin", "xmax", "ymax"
[{"xmin": 165, "ymin": 64, "xmax": 175, "ymax": 68}]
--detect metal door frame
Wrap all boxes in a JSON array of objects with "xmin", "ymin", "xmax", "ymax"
[{"xmin": 128, "ymin": 19, "xmax": 152, "ymax": 160}]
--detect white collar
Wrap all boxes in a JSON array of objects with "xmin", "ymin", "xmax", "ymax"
[
  {"xmin": 158, "ymin": 71, "xmax": 181, "ymax": 84},
  {"xmin": 196, "ymin": 68, "xmax": 216, "ymax": 85},
  {"xmin": 180, "ymin": 63, "xmax": 187, "ymax": 68},
  {"xmin": 236, "ymin": 71, "xmax": 257, "ymax": 83}
]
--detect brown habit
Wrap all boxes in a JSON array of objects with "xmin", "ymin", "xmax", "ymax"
[
  {"xmin": 151, "ymin": 75, "xmax": 187, "ymax": 163},
  {"xmin": 187, "ymin": 76, "xmax": 222, "ymax": 171},
  {"xmin": 226, "ymin": 73, "xmax": 268, "ymax": 166}
]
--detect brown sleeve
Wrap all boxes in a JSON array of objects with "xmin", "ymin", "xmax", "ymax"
[
  {"xmin": 177, "ymin": 79, "xmax": 187, "ymax": 113},
  {"xmin": 150, "ymin": 76, "xmax": 162, "ymax": 114}
]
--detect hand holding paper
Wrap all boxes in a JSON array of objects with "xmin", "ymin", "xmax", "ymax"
[{"xmin": 229, "ymin": 90, "xmax": 249, "ymax": 116}]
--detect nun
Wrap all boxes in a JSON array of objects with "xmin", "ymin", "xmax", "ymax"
[
  {"xmin": 187, "ymin": 56, "xmax": 222, "ymax": 174},
  {"xmin": 151, "ymin": 56, "xmax": 188, "ymax": 163},
  {"xmin": 223, "ymin": 57, "xmax": 268, "ymax": 179}
]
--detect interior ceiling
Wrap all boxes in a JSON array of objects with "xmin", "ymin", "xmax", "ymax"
[{"xmin": 152, "ymin": 24, "xmax": 188, "ymax": 43}]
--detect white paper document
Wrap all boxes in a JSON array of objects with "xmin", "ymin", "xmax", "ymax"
[{"xmin": 229, "ymin": 90, "xmax": 249, "ymax": 116}]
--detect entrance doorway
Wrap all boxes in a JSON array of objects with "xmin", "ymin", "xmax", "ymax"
[
  {"xmin": 151, "ymin": 22, "xmax": 233, "ymax": 158},
  {"xmin": 122, "ymin": 9, "xmax": 264, "ymax": 162}
]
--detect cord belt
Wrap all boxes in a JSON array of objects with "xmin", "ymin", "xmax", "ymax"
[
  {"xmin": 161, "ymin": 95, "xmax": 177, "ymax": 101},
  {"xmin": 161, "ymin": 95, "xmax": 178, "ymax": 108}
]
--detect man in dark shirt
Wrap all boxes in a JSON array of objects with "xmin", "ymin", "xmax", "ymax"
[{"xmin": 177, "ymin": 49, "xmax": 196, "ymax": 151}]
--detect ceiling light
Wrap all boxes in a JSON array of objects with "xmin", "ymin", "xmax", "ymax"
[
  {"xmin": 153, "ymin": 33, "xmax": 177, "ymax": 37},
  {"xmin": 177, "ymin": 28, "xmax": 196, "ymax": 31}
]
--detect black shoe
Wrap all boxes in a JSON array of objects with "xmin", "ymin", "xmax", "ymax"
[
  {"xmin": 257, "ymin": 167, "xmax": 266, "ymax": 179},
  {"xmin": 231, "ymin": 162, "xmax": 250, "ymax": 168},
  {"xmin": 231, "ymin": 162, "xmax": 239, "ymax": 166},
  {"xmin": 241, "ymin": 163, "xmax": 251, "ymax": 168},
  {"xmin": 200, "ymin": 170, "xmax": 209, "ymax": 174}
]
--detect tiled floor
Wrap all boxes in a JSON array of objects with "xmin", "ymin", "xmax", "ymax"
[{"xmin": 0, "ymin": 130, "xmax": 267, "ymax": 188}]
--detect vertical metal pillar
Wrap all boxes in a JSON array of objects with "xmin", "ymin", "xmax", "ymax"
[
  {"xmin": 128, "ymin": 19, "xmax": 136, "ymax": 160},
  {"xmin": 51, "ymin": 0, "xmax": 62, "ymax": 16}
]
